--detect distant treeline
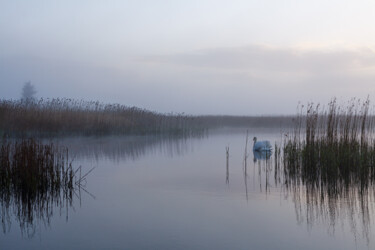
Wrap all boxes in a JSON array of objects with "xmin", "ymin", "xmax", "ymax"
[{"xmin": 0, "ymin": 98, "xmax": 293, "ymax": 137}]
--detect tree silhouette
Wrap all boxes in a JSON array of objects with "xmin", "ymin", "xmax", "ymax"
[{"xmin": 22, "ymin": 81, "xmax": 36, "ymax": 100}]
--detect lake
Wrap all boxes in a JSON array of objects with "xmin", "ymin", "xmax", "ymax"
[{"xmin": 1, "ymin": 128, "xmax": 374, "ymax": 250}]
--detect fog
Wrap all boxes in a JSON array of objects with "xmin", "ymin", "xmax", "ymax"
[{"xmin": 1, "ymin": 1, "xmax": 375, "ymax": 115}]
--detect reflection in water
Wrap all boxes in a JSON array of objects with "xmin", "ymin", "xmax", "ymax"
[
  {"xmin": 283, "ymin": 164, "xmax": 375, "ymax": 243},
  {"xmin": 225, "ymin": 146, "xmax": 229, "ymax": 185},
  {"xmin": 249, "ymin": 145, "xmax": 375, "ymax": 244},
  {"xmin": 0, "ymin": 138, "xmax": 92, "ymax": 238},
  {"xmin": 252, "ymin": 151, "xmax": 273, "ymax": 193},
  {"xmin": 1, "ymin": 172, "xmax": 92, "ymax": 238},
  {"xmin": 1, "ymin": 185, "xmax": 80, "ymax": 238},
  {"xmin": 242, "ymin": 149, "xmax": 273, "ymax": 200},
  {"xmin": 286, "ymin": 180, "xmax": 374, "ymax": 242},
  {"xmin": 1, "ymin": 135, "xmax": 200, "ymax": 239},
  {"xmin": 243, "ymin": 161, "xmax": 249, "ymax": 201},
  {"xmin": 252, "ymin": 150, "xmax": 272, "ymax": 162},
  {"xmin": 58, "ymin": 134, "xmax": 205, "ymax": 162},
  {"xmin": 243, "ymin": 131, "xmax": 250, "ymax": 200}
]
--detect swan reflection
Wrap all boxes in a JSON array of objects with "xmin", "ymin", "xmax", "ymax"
[{"xmin": 252, "ymin": 149, "xmax": 272, "ymax": 162}]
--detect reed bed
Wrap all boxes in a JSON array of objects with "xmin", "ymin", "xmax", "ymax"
[
  {"xmin": 0, "ymin": 98, "xmax": 203, "ymax": 137},
  {"xmin": 0, "ymin": 98, "xmax": 295, "ymax": 137},
  {"xmin": 0, "ymin": 136, "xmax": 86, "ymax": 236},
  {"xmin": 282, "ymin": 98, "xmax": 375, "ymax": 236}
]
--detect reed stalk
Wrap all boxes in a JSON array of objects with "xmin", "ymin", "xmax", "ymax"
[{"xmin": 0, "ymin": 136, "xmax": 88, "ymax": 236}]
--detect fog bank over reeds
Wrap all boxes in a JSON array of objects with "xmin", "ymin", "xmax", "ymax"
[
  {"xmin": 196, "ymin": 115, "xmax": 294, "ymax": 129},
  {"xmin": 0, "ymin": 98, "xmax": 293, "ymax": 137}
]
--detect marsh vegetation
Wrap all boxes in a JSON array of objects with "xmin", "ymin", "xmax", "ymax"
[
  {"xmin": 0, "ymin": 98, "xmax": 294, "ymax": 137},
  {"xmin": 0, "ymin": 98, "xmax": 204, "ymax": 137},
  {"xmin": 2, "ymin": 96, "xmax": 375, "ymax": 247},
  {"xmin": 0, "ymin": 137, "xmax": 89, "ymax": 237},
  {"xmin": 283, "ymin": 98, "xmax": 375, "ymax": 192},
  {"xmin": 281, "ymin": 98, "xmax": 375, "ymax": 242}
]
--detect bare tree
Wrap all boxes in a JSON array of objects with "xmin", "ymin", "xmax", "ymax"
[{"xmin": 22, "ymin": 81, "xmax": 37, "ymax": 100}]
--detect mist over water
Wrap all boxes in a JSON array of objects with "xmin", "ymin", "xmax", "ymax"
[
  {"xmin": 1, "ymin": 128, "xmax": 374, "ymax": 249},
  {"xmin": 2, "ymin": 1, "xmax": 375, "ymax": 249},
  {"xmin": 2, "ymin": 1, "xmax": 375, "ymax": 115}
]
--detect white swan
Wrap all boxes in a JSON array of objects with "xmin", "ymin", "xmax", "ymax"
[{"xmin": 253, "ymin": 137, "xmax": 272, "ymax": 151}]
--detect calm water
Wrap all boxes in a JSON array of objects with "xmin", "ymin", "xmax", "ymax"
[{"xmin": 1, "ymin": 128, "xmax": 374, "ymax": 249}]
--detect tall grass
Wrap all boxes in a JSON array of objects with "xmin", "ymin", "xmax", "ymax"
[
  {"xmin": 0, "ymin": 98, "xmax": 203, "ymax": 137},
  {"xmin": 0, "ymin": 98, "xmax": 294, "ymax": 137},
  {"xmin": 283, "ymin": 98, "xmax": 375, "ymax": 191},
  {"xmin": 282, "ymin": 98, "xmax": 375, "ymax": 241},
  {"xmin": 0, "ymin": 136, "xmax": 87, "ymax": 237}
]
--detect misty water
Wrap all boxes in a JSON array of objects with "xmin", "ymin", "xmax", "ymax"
[{"xmin": 2, "ymin": 128, "xmax": 375, "ymax": 250}]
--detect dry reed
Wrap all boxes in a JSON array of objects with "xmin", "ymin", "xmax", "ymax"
[
  {"xmin": 0, "ymin": 136, "xmax": 88, "ymax": 236},
  {"xmin": 0, "ymin": 98, "xmax": 202, "ymax": 137}
]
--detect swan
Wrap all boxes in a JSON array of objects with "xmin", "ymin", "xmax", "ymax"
[{"xmin": 253, "ymin": 137, "xmax": 272, "ymax": 151}]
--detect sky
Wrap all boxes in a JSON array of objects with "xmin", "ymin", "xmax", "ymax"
[{"xmin": 1, "ymin": 0, "xmax": 375, "ymax": 115}]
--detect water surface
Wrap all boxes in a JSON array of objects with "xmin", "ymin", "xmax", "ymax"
[{"xmin": 1, "ymin": 128, "xmax": 374, "ymax": 249}]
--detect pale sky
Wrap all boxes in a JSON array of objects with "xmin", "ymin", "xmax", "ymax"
[{"xmin": 1, "ymin": 0, "xmax": 375, "ymax": 115}]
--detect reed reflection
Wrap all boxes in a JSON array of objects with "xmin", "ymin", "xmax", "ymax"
[
  {"xmin": 241, "ymin": 131, "xmax": 275, "ymax": 199},
  {"xmin": 283, "ymin": 166, "xmax": 374, "ymax": 243},
  {"xmin": 281, "ymin": 99, "xmax": 375, "ymax": 243},
  {"xmin": 252, "ymin": 150, "xmax": 271, "ymax": 162},
  {"xmin": 0, "ymin": 137, "xmax": 91, "ymax": 238},
  {"xmin": 247, "ymin": 143, "xmax": 375, "ymax": 243},
  {"xmin": 252, "ymin": 151, "xmax": 273, "ymax": 194},
  {"xmin": 225, "ymin": 146, "xmax": 229, "ymax": 185},
  {"xmin": 58, "ymin": 134, "xmax": 205, "ymax": 162}
]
